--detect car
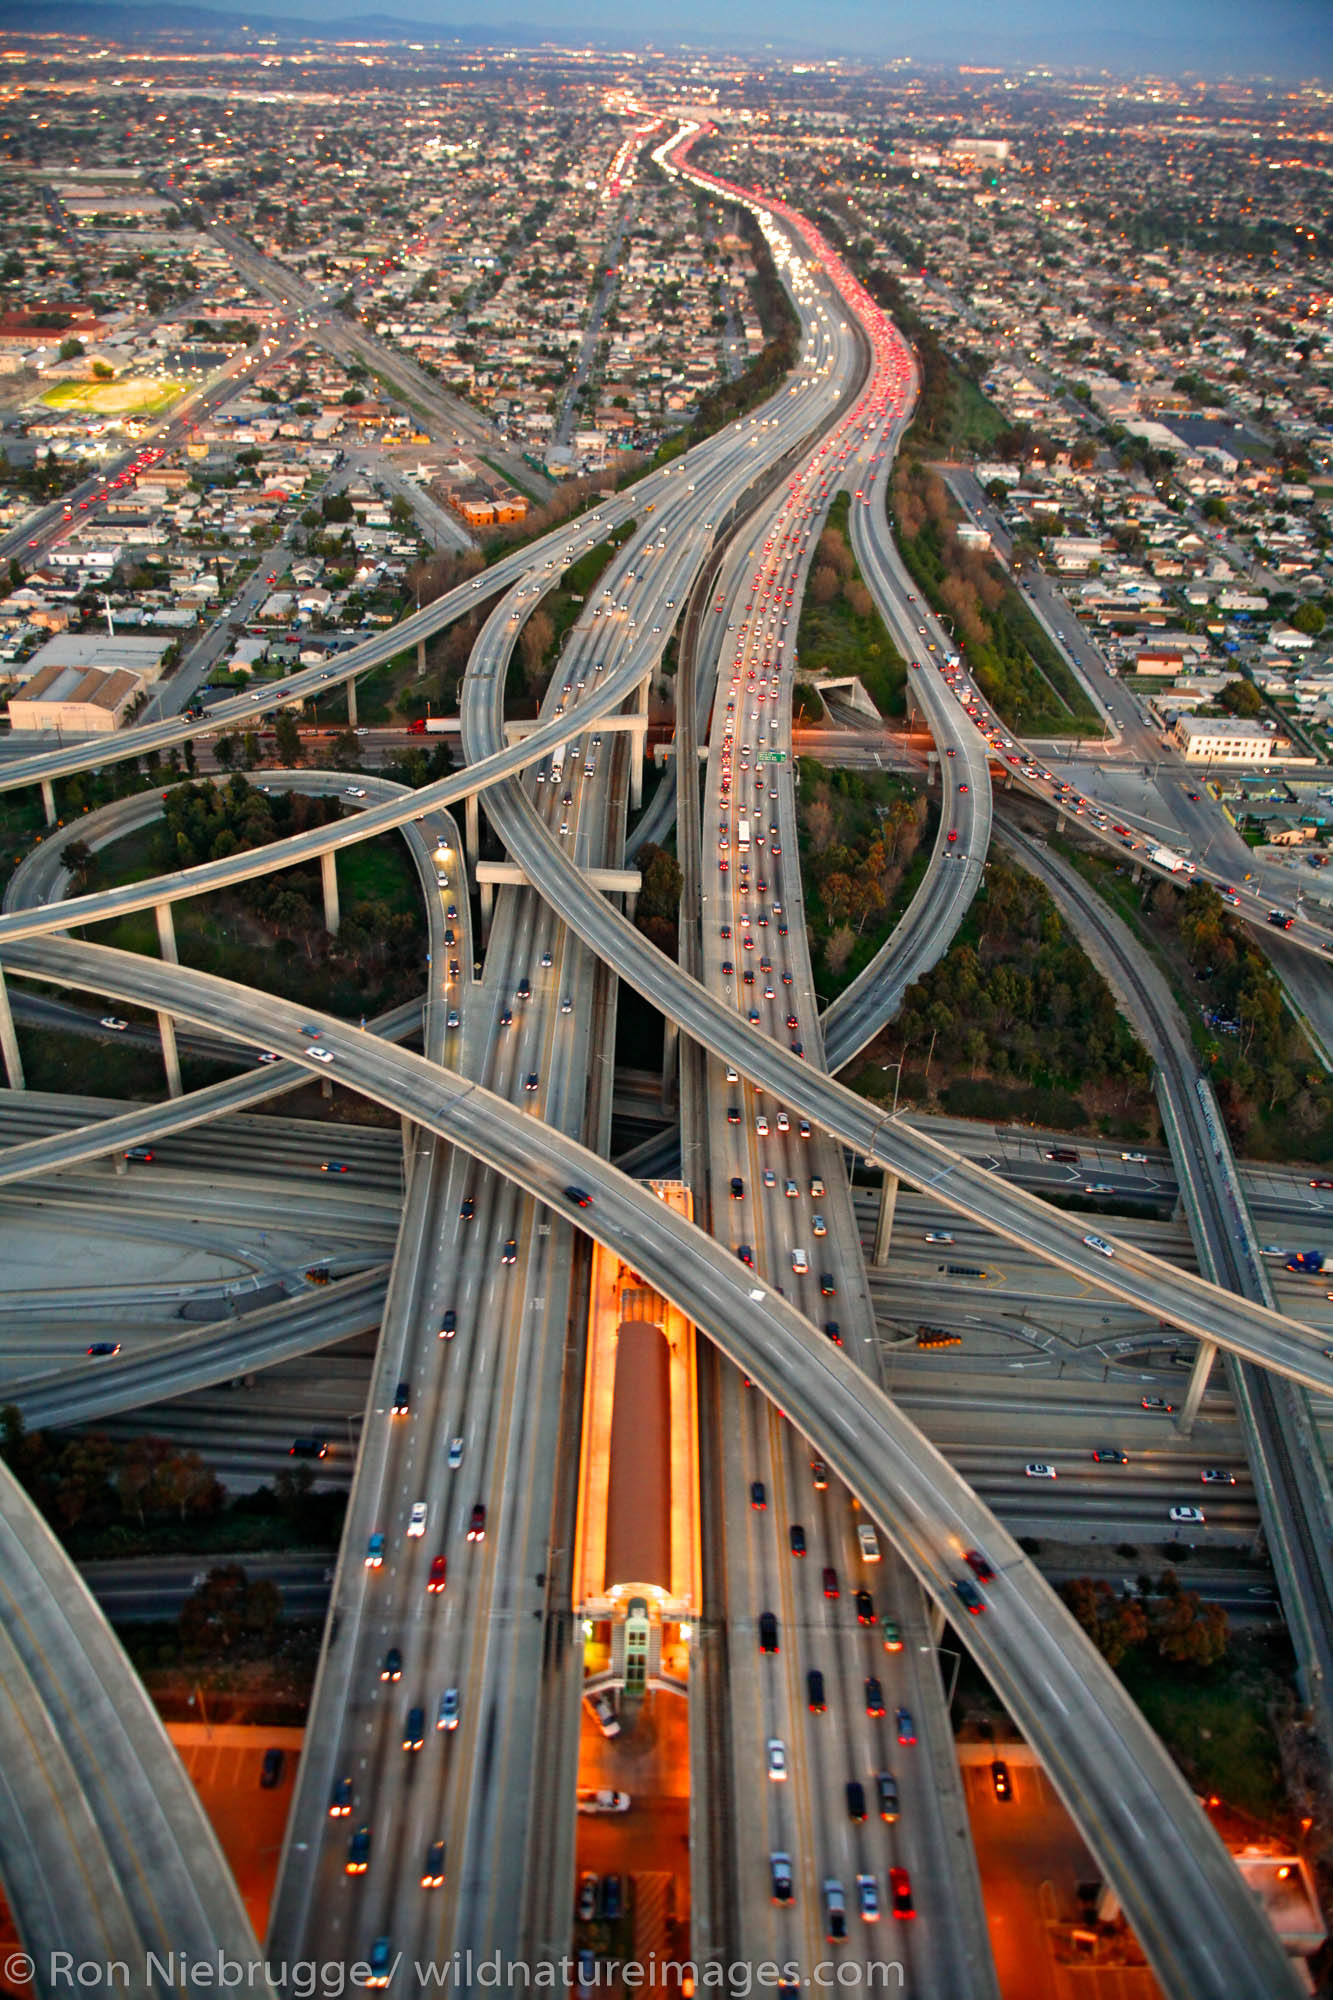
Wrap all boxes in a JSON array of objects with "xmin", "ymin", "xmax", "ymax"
[
  {"xmin": 819, "ymin": 1273, "xmax": 835, "ymax": 1296},
  {"xmin": 564, "ymin": 1185, "xmax": 592, "ymax": 1208},
  {"xmin": 437, "ymin": 1687, "xmax": 460, "ymax": 1731},
  {"xmin": 329, "ymin": 1775, "xmax": 353, "ymax": 1817},
  {"xmin": 758, "ymin": 1610, "xmax": 779, "ymax": 1653},
  {"xmin": 750, "ymin": 1481, "xmax": 766, "ymax": 1509},
  {"xmin": 100, "ymin": 1017, "xmax": 129, "ymax": 1032},
  {"xmin": 1092, "ymin": 1446, "xmax": 1130, "ymax": 1465},
  {"xmin": 756, "ymin": 1114, "xmax": 769, "ymax": 1136},
  {"xmin": 730, "ymin": 1176, "xmax": 744, "ymax": 1199},
  {"xmin": 789, "ymin": 1524, "xmax": 806, "ymax": 1556},
  {"xmin": 320, "ymin": 1161, "xmax": 351, "ymax": 1175},
  {"xmin": 1141, "ymin": 1396, "xmax": 1176, "ymax": 1413},
  {"xmin": 440, "ymin": 1309, "xmax": 457, "ymax": 1339},
  {"xmin": 855, "ymin": 1589, "xmax": 875, "ymax": 1625},
  {"xmin": 763, "ymin": 1167, "xmax": 777, "ymax": 1189},
  {"xmin": 736, "ymin": 1243, "xmax": 754, "ymax": 1267},
  {"xmin": 811, "ymin": 1457, "xmax": 828, "ymax": 1490},
  {"xmin": 576, "ymin": 1872, "xmax": 598, "ymax": 1922},
  {"xmin": 1202, "ymin": 1467, "xmax": 1236, "ymax": 1484},
  {"xmin": 256, "ymin": 1051, "xmax": 280, "ymax": 1064},
  {"xmin": 540, "ymin": 950, "xmax": 553, "ymax": 968},
  {"xmin": 895, "ymin": 1708, "xmax": 916, "ymax": 1745},
  {"xmin": 947, "ymin": 830, "xmax": 958, "ymax": 843},
  {"xmin": 366, "ymin": 1939, "xmax": 392, "ymax": 1989},
  {"xmin": 501, "ymin": 1237, "xmax": 517, "ymax": 1264},
  {"xmin": 856, "ymin": 1873, "xmax": 880, "ymax": 1922},
  {"xmin": 846, "ymin": 1778, "xmax": 867, "ymax": 1823},
  {"xmin": 392, "ymin": 1381, "xmax": 410, "ymax": 1414},
  {"xmin": 726, "ymin": 1105, "xmax": 741, "ymax": 1125},
  {"xmin": 460, "ymin": 1196, "xmax": 475, "ymax": 1221},
  {"xmin": 822, "ymin": 1566, "xmax": 840, "ymax": 1598},
  {"xmin": 924, "ymin": 1230, "xmax": 954, "ymax": 1245},
  {"xmin": 86, "ymin": 1341, "xmax": 121, "ymax": 1357},
  {"xmin": 823, "ymin": 1879, "xmax": 846, "ymax": 1942},
  {"xmin": 577, "ymin": 1788, "xmax": 631, "ymax": 1814},
  {"xmin": 771, "ymin": 1853, "xmax": 795, "ymax": 1905},
  {"xmin": 1169, "ymin": 1505, "xmax": 1206, "ymax": 1526},
  {"xmin": 865, "ymin": 1676, "xmax": 886, "ymax": 1717},
  {"xmin": 365, "ymin": 1533, "xmax": 385, "ymax": 1568},
  {"xmin": 305, "ymin": 1045, "xmax": 334, "ymax": 1064},
  {"xmin": 447, "ymin": 1437, "xmax": 465, "ymax": 1469},
  {"xmin": 403, "ymin": 1706, "xmax": 425, "ymax": 1751},
  {"xmin": 958, "ymin": 782, "xmax": 969, "ymax": 794},
  {"xmin": 807, "ymin": 1669, "xmax": 827, "ymax": 1712},
  {"xmin": 783, "ymin": 1177, "xmax": 798, "ymax": 1198},
  {"xmin": 811, "ymin": 1176, "xmax": 825, "ymax": 1197},
  {"xmin": 992, "ymin": 1758, "xmax": 1012, "ymax": 1801},
  {"xmin": 767, "ymin": 1737, "xmax": 787, "ymax": 1781},
  {"xmin": 499, "ymin": 1008, "xmax": 513, "ymax": 1028},
  {"xmin": 792, "ymin": 1247, "xmax": 809, "ymax": 1275},
  {"xmin": 260, "ymin": 1746, "xmax": 285, "ymax": 1789},
  {"xmin": 876, "ymin": 1770, "xmax": 900, "ymax": 1822},
  {"xmin": 881, "ymin": 1617, "xmax": 903, "ymax": 1653},
  {"xmin": 600, "ymin": 1876, "xmax": 623, "ymax": 1921},
  {"xmin": 964, "ymin": 1549, "xmax": 994, "ymax": 1580},
  {"xmin": 421, "ymin": 1840, "xmax": 446, "ymax": 1889},
  {"xmin": 427, "ymin": 1553, "xmax": 447, "ymax": 1593},
  {"xmin": 954, "ymin": 1577, "xmax": 985, "ymax": 1615},
  {"xmin": 123, "ymin": 1146, "xmax": 154, "ymax": 1163},
  {"xmin": 467, "ymin": 1503, "xmax": 486, "ymax": 1542},
  {"xmin": 345, "ymin": 786, "xmax": 367, "ymax": 799},
  {"xmin": 561, "ymin": 994, "xmax": 573, "ymax": 1014},
  {"xmin": 889, "ymin": 1866, "xmax": 915, "ymax": 1920},
  {"xmin": 381, "ymin": 1648, "xmax": 402, "ymax": 1682},
  {"xmin": 1083, "ymin": 1233, "xmax": 1115, "ymax": 1258},
  {"xmin": 407, "ymin": 1501, "xmax": 428, "ymax": 1538},
  {"xmin": 345, "ymin": 1826, "xmax": 371, "ymax": 1876}
]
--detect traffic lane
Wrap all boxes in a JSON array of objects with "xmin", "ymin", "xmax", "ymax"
[{"xmin": 17, "ymin": 933, "xmax": 1299, "ymax": 2000}]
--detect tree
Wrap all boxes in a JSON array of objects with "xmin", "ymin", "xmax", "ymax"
[
  {"xmin": 1059, "ymin": 1577, "xmax": 1148, "ymax": 1667},
  {"xmin": 824, "ymin": 925, "xmax": 856, "ymax": 978},
  {"xmin": 58, "ymin": 336, "xmax": 85, "ymax": 361},
  {"xmin": 331, "ymin": 729, "xmax": 361, "ymax": 770},
  {"xmin": 274, "ymin": 711, "xmax": 302, "ymax": 766},
  {"xmin": 1291, "ymin": 601, "xmax": 1326, "ymax": 637},
  {"xmin": 519, "ymin": 609, "xmax": 554, "ymax": 692},
  {"xmin": 214, "ymin": 734, "xmax": 238, "ymax": 770},
  {"xmin": 1218, "ymin": 677, "xmax": 1262, "ymax": 718},
  {"xmin": 62, "ymin": 837, "xmax": 94, "ymax": 888},
  {"xmin": 179, "ymin": 1563, "xmax": 282, "ymax": 1657},
  {"xmin": 1147, "ymin": 1569, "xmax": 1229, "ymax": 1667},
  {"xmin": 810, "ymin": 564, "xmax": 839, "ymax": 605}
]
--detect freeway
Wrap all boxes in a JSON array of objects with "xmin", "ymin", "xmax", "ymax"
[{"xmin": 3, "ymin": 931, "xmax": 1300, "ymax": 1999}]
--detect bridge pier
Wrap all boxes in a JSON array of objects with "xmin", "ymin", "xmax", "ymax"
[
  {"xmin": 416, "ymin": 638, "xmax": 427, "ymax": 680},
  {"xmin": 157, "ymin": 1011, "xmax": 182, "ymax": 1099},
  {"xmin": 1177, "ymin": 1340, "xmax": 1217, "ymax": 1438},
  {"xmin": 662, "ymin": 1018, "xmax": 679, "ymax": 1110},
  {"xmin": 625, "ymin": 888, "xmax": 638, "ymax": 925},
  {"xmin": 40, "ymin": 778, "xmax": 56, "ymax": 827},
  {"xmin": 926, "ymin": 751, "xmax": 938, "ymax": 787},
  {"xmin": 0, "ymin": 964, "xmax": 24, "ymax": 1089},
  {"xmin": 873, "ymin": 1170, "xmax": 900, "ymax": 1264},
  {"xmin": 631, "ymin": 678, "xmax": 649, "ymax": 810},
  {"xmin": 155, "ymin": 901, "xmax": 178, "ymax": 965},
  {"xmin": 346, "ymin": 677, "xmax": 358, "ymax": 730},
  {"xmin": 479, "ymin": 876, "xmax": 493, "ymax": 943},
  {"xmin": 465, "ymin": 792, "xmax": 479, "ymax": 865},
  {"xmin": 321, "ymin": 850, "xmax": 340, "ymax": 936}
]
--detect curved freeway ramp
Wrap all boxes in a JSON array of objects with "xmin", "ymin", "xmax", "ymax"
[{"xmin": 0, "ymin": 1464, "xmax": 273, "ymax": 1998}]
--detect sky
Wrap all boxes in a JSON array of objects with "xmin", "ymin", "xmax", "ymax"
[{"xmin": 197, "ymin": 0, "xmax": 1333, "ymax": 77}]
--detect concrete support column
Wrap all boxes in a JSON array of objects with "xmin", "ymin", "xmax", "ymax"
[
  {"xmin": 346, "ymin": 677, "xmax": 358, "ymax": 730},
  {"xmin": 465, "ymin": 792, "xmax": 479, "ymax": 865},
  {"xmin": 321, "ymin": 850, "xmax": 340, "ymax": 936},
  {"xmin": 926, "ymin": 751, "xmax": 938, "ymax": 786},
  {"xmin": 631, "ymin": 725, "xmax": 645, "ymax": 810},
  {"xmin": 0, "ymin": 964, "xmax": 24, "ymax": 1090},
  {"xmin": 1177, "ymin": 1340, "xmax": 1218, "ymax": 1438},
  {"xmin": 479, "ymin": 876, "xmax": 493, "ymax": 943},
  {"xmin": 873, "ymin": 1169, "xmax": 900, "ymax": 1265},
  {"xmin": 416, "ymin": 638, "xmax": 427, "ymax": 680},
  {"xmin": 662, "ymin": 1018, "xmax": 679, "ymax": 1110},
  {"xmin": 626, "ymin": 889, "xmax": 638, "ymax": 925},
  {"xmin": 40, "ymin": 779, "xmax": 56, "ymax": 827},
  {"xmin": 155, "ymin": 901, "xmax": 178, "ymax": 965},
  {"xmin": 157, "ymin": 1011, "xmax": 182, "ymax": 1099}
]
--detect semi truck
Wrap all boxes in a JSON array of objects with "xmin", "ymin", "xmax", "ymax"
[
  {"xmin": 1149, "ymin": 846, "xmax": 1196, "ymax": 875},
  {"xmin": 405, "ymin": 717, "xmax": 453, "ymax": 734}
]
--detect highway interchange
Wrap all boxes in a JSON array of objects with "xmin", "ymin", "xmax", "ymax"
[{"xmin": 0, "ymin": 121, "xmax": 1323, "ymax": 2000}]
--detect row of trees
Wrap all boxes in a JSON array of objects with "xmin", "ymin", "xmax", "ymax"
[
  {"xmin": 795, "ymin": 500, "xmax": 906, "ymax": 716},
  {"xmin": 800, "ymin": 762, "xmax": 929, "ymax": 984},
  {"xmin": 1060, "ymin": 1571, "xmax": 1229, "ymax": 1670},
  {"xmin": 1, "ymin": 1408, "xmax": 221, "ymax": 1534}
]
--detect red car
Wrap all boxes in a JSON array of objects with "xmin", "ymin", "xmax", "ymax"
[
  {"xmin": 890, "ymin": 1867, "xmax": 915, "ymax": 1920},
  {"xmin": 427, "ymin": 1555, "xmax": 447, "ymax": 1594}
]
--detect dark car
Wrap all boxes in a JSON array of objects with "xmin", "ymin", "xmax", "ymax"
[
  {"xmin": 895, "ymin": 1708, "xmax": 916, "ymax": 1745},
  {"xmin": 403, "ymin": 1706, "xmax": 425, "ymax": 1752},
  {"xmin": 964, "ymin": 1549, "xmax": 994, "ymax": 1581},
  {"xmin": 260, "ymin": 1747, "xmax": 285, "ymax": 1789},
  {"xmin": 289, "ymin": 1437, "xmax": 328, "ymax": 1459},
  {"xmin": 954, "ymin": 1577, "xmax": 985, "ymax": 1616},
  {"xmin": 876, "ymin": 1771, "xmax": 900, "ymax": 1822},
  {"xmin": 789, "ymin": 1524, "xmax": 807, "ymax": 1556},
  {"xmin": 726, "ymin": 1105, "xmax": 741, "ymax": 1124},
  {"xmin": 991, "ymin": 1759, "xmax": 1012, "ymax": 1801},
  {"xmin": 824, "ymin": 1320, "xmax": 843, "ymax": 1345},
  {"xmin": 750, "ymin": 1481, "xmax": 766, "ymax": 1510},
  {"xmin": 807, "ymin": 1669, "xmax": 827, "ymax": 1712},
  {"xmin": 822, "ymin": 1566, "xmax": 839, "ymax": 1599},
  {"xmin": 865, "ymin": 1676, "xmax": 886, "ymax": 1716},
  {"xmin": 730, "ymin": 1177, "xmax": 744, "ymax": 1199},
  {"xmin": 381, "ymin": 1648, "xmax": 402, "ymax": 1682},
  {"xmin": 770, "ymin": 1853, "xmax": 794, "ymax": 1905},
  {"xmin": 440, "ymin": 1310, "xmax": 457, "ymax": 1338},
  {"xmin": 345, "ymin": 1826, "xmax": 371, "ymax": 1876},
  {"xmin": 501, "ymin": 1237, "xmax": 517, "ymax": 1264},
  {"xmin": 421, "ymin": 1840, "xmax": 445, "ymax": 1889},
  {"xmin": 759, "ymin": 1611, "xmax": 779, "ymax": 1654},
  {"xmin": 460, "ymin": 1196, "xmax": 475, "ymax": 1221},
  {"xmin": 329, "ymin": 1775, "xmax": 353, "ymax": 1818},
  {"xmin": 320, "ymin": 1161, "xmax": 351, "ymax": 1174},
  {"xmin": 564, "ymin": 1186, "xmax": 593, "ymax": 1208},
  {"xmin": 855, "ymin": 1589, "xmax": 875, "ymax": 1625},
  {"xmin": 467, "ymin": 1503, "xmax": 487, "ymax": 1542},
  {"xmin": 846, "ymin": 1779, "xmax": 867, "ymax": 1822},
  {"xmin": 811, "ymin": 1457, "xmax": 828, "ymax": 1490},
  {"xmin": 87, "ymin": 1341, "xmax": 121, "ymax": 1357},
  {"xmin": 600, "ymin": 1876, "xmax": 623, "ymax": 1921},
  {"xmin": 819, "ymin": 1272, "xmax": 836, "ymax": 1297},
  {"xmin": 123, "ymin": 1146, "xmax": 154, "ymax": 1162},
  {"xmin": 524, "ymin": 1073, "xmax": 539, "ymax": 1093},
  {"xmin": 1092, "ymin": 1447, "xmax": 1129, "ymax": 1464},
  {"xmin": 736, "ymin": 1243, "xmax": 754, "ymax": 1267},
  {"xmin": 392, "ymin": 1381, "xmax": 410, "ymax": 1414}
]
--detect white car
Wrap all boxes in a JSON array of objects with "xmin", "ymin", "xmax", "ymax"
[
  {"xmin": 1169, "ymin": 1505, "xmax": 1205, "ymax": 1526},
  {"xmin": 792, "ymin": 1247, "xmax": 809, "ymax": 1274},
  {"xmin": 100, "ymin": 1016, "xmax": 129, "ymax": 1032},
  {"xmin": 1083, "ymin": 1233, "xmax": 1114, "ymax": 1258},
  {"xmin": 447, "ymin": 1437, "xmax": 464, "ymax": 1469},
  {"xmin": 766, "ymin": 1737, "xmax": 787, "ymax": 1781},
  {"xmin": 407, "ymin": 1501, "xmax": 428, "ymax": 1538},
  {"xmin": 1025, "ymin": 1462, "xmax": 1057, "ymax": 1479},
  {"xmin": 345, "ymin": 786, "xmax": 367, "ymax": 799},
  {"xmin": 924, "ymin": 1230, "xmax": 953, "ymax": 1244},
  {"xmin": 305, "ymin": 1045, "xmax": 335, "ymax": 1064},
  {"xmin": 576, "ymin": 1788, "xmax": 631, "ymax": 1814}
]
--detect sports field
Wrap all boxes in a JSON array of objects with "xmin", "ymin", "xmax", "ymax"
[{"xmin": 40, "ymin": 376, "xmax": 183, "ymax": 417}]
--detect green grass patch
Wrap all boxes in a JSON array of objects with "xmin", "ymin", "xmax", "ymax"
[
  {"xmin": 1119, "ymin": 1639, "xmax": 1289, "ymax": 1823},
  {"xmin": 40, "ymin": 376, "xmax": 181, "ymax": 416},
  {"xmin": 336, "ymin": 836, "xmax": 420, "ymax": 918}
]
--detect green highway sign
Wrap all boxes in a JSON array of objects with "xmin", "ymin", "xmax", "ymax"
[{"xmin": 759, "ymin": 751, "xmax": 787, "ymax": 763}]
